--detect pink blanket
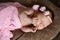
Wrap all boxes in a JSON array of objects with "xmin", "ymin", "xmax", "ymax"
[{"xmin": 0, "ymin": 2, "xmax": 22, "ymax": 40}]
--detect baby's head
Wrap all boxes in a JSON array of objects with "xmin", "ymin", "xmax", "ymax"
[
  {"xmin": 18, "ymin": 5, "xmax": 54, "ymax": 32},
  {"xmin": 32, "ymin": 11, "xmax": 53, "ymax": 30}
]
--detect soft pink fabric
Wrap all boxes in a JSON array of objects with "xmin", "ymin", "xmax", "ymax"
[{"xmin": 0, "ymin": 3, "xmax": 22, "ymax": 40}]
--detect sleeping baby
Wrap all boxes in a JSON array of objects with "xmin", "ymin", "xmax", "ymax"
[
  {"xmin": 0, "ymin": 2, "xmax": 53, "ymax": 40},
  {"xmin": 18, "ymin": 5, "xmax": 53, "ymax": 32}
]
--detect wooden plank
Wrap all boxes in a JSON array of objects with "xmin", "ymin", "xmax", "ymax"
[
  {"xmin": 11, "ymin": 29, "xmax": 24, "ymax": 40},
  {"xmin": 53, "ymin": 32, "xmax": 60, "ymax": 40}
]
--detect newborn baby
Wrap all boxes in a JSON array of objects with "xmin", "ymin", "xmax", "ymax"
[
  {"xmin": 0, "ymin": 2, "xmax": 53, "ymax": 40},
  {"xmin": 18, "ymin": 5, "xmax": 53, "ymax": 32}
]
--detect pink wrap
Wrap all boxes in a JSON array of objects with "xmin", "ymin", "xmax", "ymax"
[{"xmin": 0, "ymin": 2, "xmax": 22, "ymax": 40}]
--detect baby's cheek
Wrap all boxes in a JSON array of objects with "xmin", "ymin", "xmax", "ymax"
[{"xmin": 42, "ymin": 16, "xmax": 52, "ymax": 27}]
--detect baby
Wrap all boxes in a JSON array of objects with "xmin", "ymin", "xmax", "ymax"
[
  {"xmin": 0, "ymin": 2, "xmax": 53, "ymax": 40},
  {"xmin": 18, "ymin": 5, "xmax": 53, "ymax": 32}
]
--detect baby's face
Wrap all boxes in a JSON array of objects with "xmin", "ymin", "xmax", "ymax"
[{"xmin": 32, "ymin": 11, "xmax": 52, "ymax": 30}]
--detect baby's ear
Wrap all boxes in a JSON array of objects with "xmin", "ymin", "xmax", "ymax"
[{"xmin": 32, "ymin": 5, "xmax": 39, "ymax": 10}]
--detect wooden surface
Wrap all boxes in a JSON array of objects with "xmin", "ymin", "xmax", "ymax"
[{"xmin": 53, "ymin": 32, "xmax": 60, "ymax": 40}]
